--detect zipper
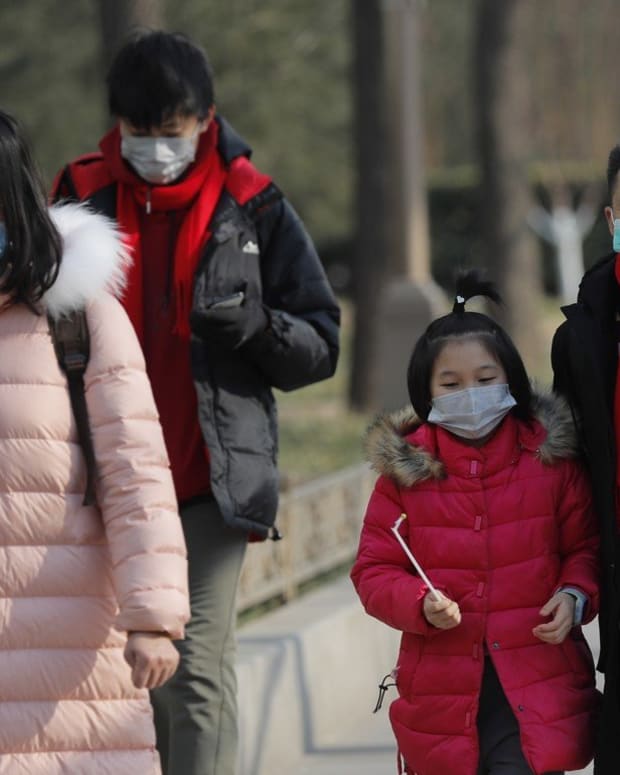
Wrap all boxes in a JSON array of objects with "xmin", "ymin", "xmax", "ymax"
[{"xmin": 145, "ymin": 187, "xmax": 152, "ymax": 215}]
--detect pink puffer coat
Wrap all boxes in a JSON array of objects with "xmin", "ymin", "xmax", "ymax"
[
  {"xmin": 351, "ymin": 396, "xmax": 600, "ymax": 775},
  {"xmin": 0, "ymin": 204, "xmax": 189, "ymax": 774}
]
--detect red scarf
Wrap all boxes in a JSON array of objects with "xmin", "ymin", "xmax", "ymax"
[{"xmin": 99, "ymin": 121, "xmax": 228, "ymax": 340}]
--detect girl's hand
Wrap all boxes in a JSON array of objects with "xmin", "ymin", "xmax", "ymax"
[
  {"xmin": 124, "ymin": 631, "xmax": 180, "ymax": 689},
  {"xmin": 532, "ymin": 592, "xmax": 575, "ymax": 645},
  {"xmin": 423, "ymin": 592, "xmax": 461, "ymax": 629}
]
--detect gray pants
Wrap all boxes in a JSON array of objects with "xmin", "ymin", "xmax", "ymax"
[
  {"xmin": 477, "ymin": 658, "xmax": 562, "ymax": 775},
  {"xmin": 151, "ymin": 496, "xmax": 248, "ymax": 775}
]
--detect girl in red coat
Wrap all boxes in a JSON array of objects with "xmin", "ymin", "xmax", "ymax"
[{"xmin": 351, "ymin": 272, "xmax": 599, "ymax": 775}]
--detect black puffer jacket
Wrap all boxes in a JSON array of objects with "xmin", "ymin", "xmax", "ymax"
[
  {"xmin": 551, "ymin": 252, "xmax": 619, "ymax": 774},
  {"xmin": 53, "ymin": 117, "xmax": 340, "ymax": 538}
]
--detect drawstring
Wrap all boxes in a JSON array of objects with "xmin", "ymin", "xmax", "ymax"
[{"xmin": 373, "ymin": 672, "xmax": 397, "ymax": 713}]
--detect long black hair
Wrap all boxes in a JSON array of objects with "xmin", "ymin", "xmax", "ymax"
[
  {"xmin": 0, "ymin": 110, "xmax": 62, "ymax": 307},
  {"xmin": 407, "ymin": 270, "xmax": 534, "ymax": 421}
]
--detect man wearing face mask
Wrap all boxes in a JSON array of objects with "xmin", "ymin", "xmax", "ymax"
[
  {"xmin": 52, "ymin": 29, "xmax": 340, "ymax": 775},
  {"xmin": 551, "ymin": 144, "xmax": 620, "ymax": 774}
]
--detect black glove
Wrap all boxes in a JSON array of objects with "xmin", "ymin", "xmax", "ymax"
[{"xmin": 190, "ymin": 296, "xmax": 269, "ymax": 350}]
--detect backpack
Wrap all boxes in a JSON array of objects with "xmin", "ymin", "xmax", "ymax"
[{"xmin": 48, "ymin": 310, "xmax": 97, "ymax": 507}]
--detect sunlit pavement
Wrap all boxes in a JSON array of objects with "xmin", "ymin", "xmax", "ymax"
[{"xmin": 296, "ymin": 621, "xmax": 599, "ymax": 775}]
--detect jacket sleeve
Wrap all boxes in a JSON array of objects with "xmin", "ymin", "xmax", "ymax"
[
  {"xmin": 351, "ymin": 475, "xmax": 440, "ymax": 637},
  {"xmin": 245, "ymin": 196, "xmax": 340, "ymax": 391},
  {"xmin": 84, "ymin": 294, "xmax": 190, "ymax": 639},
  {"xmin": 555, "ymin": 458, "xmax": 600, "ymax": 622}
]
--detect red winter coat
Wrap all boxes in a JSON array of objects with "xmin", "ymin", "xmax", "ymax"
[{"xmin": 351, "ymin": 395, "xmax": 600, "ymax": 775}]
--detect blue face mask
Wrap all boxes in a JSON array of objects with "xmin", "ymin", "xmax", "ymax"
[
  {"xmin": 613, "ymin": 218, "xmax": 620, "ymax": 252},
  {"xmin": 0, "ymin": 222, "xmax": 6, "ymax": 258}
]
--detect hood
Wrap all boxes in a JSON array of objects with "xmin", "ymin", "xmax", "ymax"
[
  {"xmin": 44, "ymin": 202, "xmax": 129, "ymax": 320},
  {"xmin": 216, "ymin": 116, "xmax": 253, "ymax": 165},
  {"xmin": 364, "ymin": 391, "xmax": 578, "ymax": 488}
]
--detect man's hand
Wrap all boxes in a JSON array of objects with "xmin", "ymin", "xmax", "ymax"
[
  {"xmin": 532, "ymin": 592, "xmax": 575, "ymax": 645},
  {"xmin": 190, "ymin": 297, "xmax": 268, "ymax": 349},
  {"xmin": 124, "ymin": 632, "xmax": 180, "ymax": 689},
  {"xmin": 423, "ymin": 592, "xmax": 461, "ymax": 630}
]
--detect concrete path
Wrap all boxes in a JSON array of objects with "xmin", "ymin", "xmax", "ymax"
[{"xmin": 236, "ymin": 578, "xmax": 600, "ymax": 775}]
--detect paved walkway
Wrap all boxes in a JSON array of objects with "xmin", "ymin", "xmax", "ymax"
[{"xmin": 296, "ymin": 621, "xmax": 600, "ymax": 775}]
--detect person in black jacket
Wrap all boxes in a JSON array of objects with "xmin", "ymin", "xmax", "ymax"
[
  {"xmin": 551, "ymin": 144, "xmax": 620, "ymax": 774},
  {"xmin": 52, "ymin": 30, "xmax": 340, "ymax": 775}
]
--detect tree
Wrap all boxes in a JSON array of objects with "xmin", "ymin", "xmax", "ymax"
[
  {"xmin": 348, "ymin": 0, "xmax": 387, "ymax": 410},
  {"xmin": 98, "ymin": 0, "xmax": 166, "ymax": 73},
  {"xmin": 473, "ymin": 0, "xmax": 544, "ymax": 369}
]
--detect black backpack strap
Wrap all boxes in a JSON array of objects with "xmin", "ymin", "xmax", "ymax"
[
  {"xmin": 49, "ymin": 311, "xmax": 97, "ymax": 506},
  {"xmin": 51, "ymin": 165, "xmax": 79, "ymax": 203}
]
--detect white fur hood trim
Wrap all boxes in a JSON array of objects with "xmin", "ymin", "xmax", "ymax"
[{"xmin": 44, "ymin": 203, "xmax": 129, "ymax": 319}]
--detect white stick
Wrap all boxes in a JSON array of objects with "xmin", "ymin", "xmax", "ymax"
[{"xmin": 391, "ymin": 516, "xmax": 442, "ymax": 601}]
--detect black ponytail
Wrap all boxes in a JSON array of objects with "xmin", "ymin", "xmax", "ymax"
[{"xmin": 452, "ymin": 269, "xmax": 502, "ymax": 314}]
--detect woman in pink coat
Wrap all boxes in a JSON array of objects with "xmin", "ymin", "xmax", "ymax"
[
  {"xmin": 0, "ymin": 111, "xmax": 190, "ymax": 773},
  {"xmin": 351, "ymin": 272, "xmax": 600, "ymax": 775}
]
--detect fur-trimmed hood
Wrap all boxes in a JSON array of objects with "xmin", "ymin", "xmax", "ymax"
[
  {"xmin": 44, "ymin": 203, "xmax": 129, "ymax": 320},
  {"xmin": 365, "ymin": 392, "xmax": 578, "ymax": 487}
]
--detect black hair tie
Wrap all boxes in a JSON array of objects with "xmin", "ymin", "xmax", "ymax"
[{"xmin": 452, "ymin": 294, "xmax": 466, "ymax": 314}]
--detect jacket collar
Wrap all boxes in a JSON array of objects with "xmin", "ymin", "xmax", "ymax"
[{"xmin": 364, "ymin": 392, "xmax": 578, "ymax": 487}]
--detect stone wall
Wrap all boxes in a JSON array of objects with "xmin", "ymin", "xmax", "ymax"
[{"xmin": 237, "ymin": 463, "xmax": 376, "ymax": 612}]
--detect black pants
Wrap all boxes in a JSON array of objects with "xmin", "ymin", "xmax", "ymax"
[{"xmin": 476, "ymin": 658, "xmax": 563, "ymax": 775}]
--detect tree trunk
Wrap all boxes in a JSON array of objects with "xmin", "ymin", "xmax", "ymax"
[
  {"xmin": 474, "ymin": 0, "xmax": 544, "ymax": 371},
  {"xmin": 98, "ymin": 0, "xmax": 166, "ymax": 74},
  {"xmin": 382, "ymin": 0, "xmax": 430, "ymax": 284},
  {"xmin": 348, "ymin": 0, "xmax": 387, "ymax": 410}
]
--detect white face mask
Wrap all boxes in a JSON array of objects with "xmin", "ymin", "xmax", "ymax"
[
  {"xmin": 612, "ymin": 209, "xmax": 620, "ymax": 252},
  {"xmin": 427, "ymin": 383, "xmax": 517, "ymax": 440},
  {"xmin": 120, "ymin": 131, "xmax": 199, "ymax": 185}
]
